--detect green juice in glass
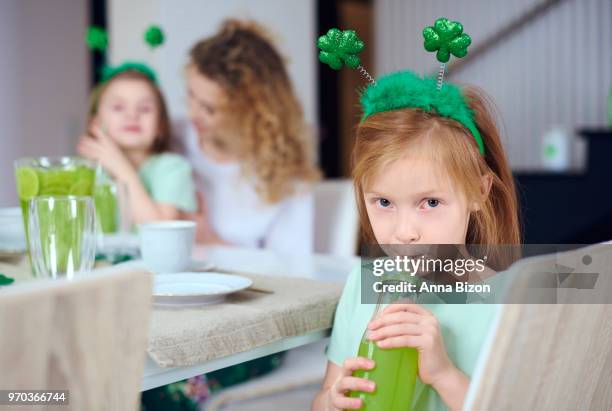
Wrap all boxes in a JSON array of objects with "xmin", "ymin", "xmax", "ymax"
[
  {"xmin": 350, "ymin": 277, "xmax": 419, "ymax": 411},
  {"xmin": 350, "ymin": 340, "xmax": 418, "ymax": 411},
  {"xmin": 14, "ymin": 157, "xmax": 97, "ymax": 268},
  {"xmin": 30, "ymin": 196, "xmax": 93, "ymax": 276},
  {"xmin": 94, "ymin": 183, "xmax": 118, "ymax": 234}
]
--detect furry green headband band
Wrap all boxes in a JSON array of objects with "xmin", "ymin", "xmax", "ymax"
[
  {"xmin": 360, "ymin": 70, "xmax": 484, "ymax": 155},
  {"xmin": 101, "ymin": 61, "xmax": 158, "ymax": 84}
]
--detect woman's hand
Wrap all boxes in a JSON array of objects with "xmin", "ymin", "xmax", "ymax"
[
  {"xmin": 367, "ymin": 302, "xmax": 469, "ymax": 411},
  {"xmin": 327, "ymin": 357, "xmax": 376, "ymax": 410},
  {"xmin": 77, "ymin": 126, "xmax": 135, "ymax": 180},
  {"xmin": 179, "ymin": 192, "xmax": 226, "ymax": 245}
]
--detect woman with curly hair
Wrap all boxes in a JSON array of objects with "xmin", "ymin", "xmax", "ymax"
[
  {"xmin": 141, "ymin": 20, "xmax": 320, "ymax": 411},
  {"xmin": 180, "ymin": 19, "xmax": 320, "ymax": 254}
]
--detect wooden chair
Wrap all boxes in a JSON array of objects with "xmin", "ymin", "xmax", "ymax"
[
  {"xmin": 0, "ymin": 269, "xmax": 152, "ymax": 411},
  {"xmin": 466, "ymin": 243, "xmax": 612, "ymax": 410}
]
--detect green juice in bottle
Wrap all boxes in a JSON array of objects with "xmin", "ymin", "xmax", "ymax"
[{"xmin": 350, "ymin": 281, "xmax": 419, "ymax": 411}]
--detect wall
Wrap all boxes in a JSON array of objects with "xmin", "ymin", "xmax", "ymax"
[
  {"xmin": 374, "ymin": 0, "xmax": 612, "ymax": 170},
  {"xmin": 108, "ymin": 0, "xmax": 317, "ymax": 125},
  {"xmin": 0, "ymin": 0, "xmax": 88, "ymax": 206}
]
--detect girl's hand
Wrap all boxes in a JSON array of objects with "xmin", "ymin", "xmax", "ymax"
[
  {"xmin": 367, "ymin": 302, "xmax": 455, "ymax": 387},
  {"xmin": 328, "ymin": 357, "xmax": 376, "ymax": 410},
  {"xmin": 77, "ymin": 126, "xmax": 134, "ymax": 179}
]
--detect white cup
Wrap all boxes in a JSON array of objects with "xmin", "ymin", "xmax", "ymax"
[{"xmin": 138, "ymin": 221, "xmax": 196, "ymax": 274}]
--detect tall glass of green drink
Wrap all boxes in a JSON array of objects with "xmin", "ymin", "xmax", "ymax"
[
  {"xmin": 28, "ymin": 196, "xmax": 97, "ymax": 278},
  {"xmin": 94, "ymin": 174, "xmax": 120, "ymax": 234},
  {"xmin": 14, "ymin": 157, "xmax": 98, "ymax": 261}
]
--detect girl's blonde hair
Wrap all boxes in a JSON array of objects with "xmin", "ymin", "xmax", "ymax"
[
  {"xmin": 87, "ymin": 70, "xmax": 172, "ymax": 153},
  {"xmin": 189, "ymin": 19, "xmax": 320, "ymax": 203},
  {"xmin": 353, "ymin": 86, "xmax": 521, "ymax": 268}
]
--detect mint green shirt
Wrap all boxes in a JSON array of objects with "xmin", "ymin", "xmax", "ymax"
[
  {"xmin": 327, "ymin": 267, "xmax": 500, "ymax": 411},
  {"xmin": 138, "ymin": 153, "xmax": 198, "ymax": 213}
]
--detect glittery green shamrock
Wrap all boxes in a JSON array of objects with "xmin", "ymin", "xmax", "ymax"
[
  {"xmin": 144, "ymin": 25, "xmax": 164, "ymax": 49},
  {"xmin": 317, "ymin": 28, "xmax": 364, "ymax": 70},
  {"xmin": 423, "ymin": 18, "xmax": 471, "ymax": 63},
  {"xmin": 86, "ymin": 25, "xmax": 108, "ymax": 51}
]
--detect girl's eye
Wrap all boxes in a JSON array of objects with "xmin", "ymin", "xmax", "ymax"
[
  {"xmin": 139, "ymin": 106, "xmax": 153, "ymax": 114},
  {"xmin": 426, "ymin": 199, "xmax": 440, "ymax": 208},
  {"xmin": 112, "ymin": 105, "xmax": 124, "ymax": 111},
  {"xmin": 377, "ymin": 198, "xmax": 392, "ymax": 208}
]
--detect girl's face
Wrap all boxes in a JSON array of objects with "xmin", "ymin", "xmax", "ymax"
[
  {"xmin": 186, "ymin": 65, "xmax": 224, "ymax": 141},
  {"xmin": 94, "ymin": 78, "xmax": 160, "ymax": 151},
  {"xmin": 364, "ymin": 153, "xmax": 480, "ymax": 246}
]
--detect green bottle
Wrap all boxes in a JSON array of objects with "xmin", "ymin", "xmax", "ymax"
[{"xmin": 350, "ymin": 281, "xmax": 419, "ymax": 411}]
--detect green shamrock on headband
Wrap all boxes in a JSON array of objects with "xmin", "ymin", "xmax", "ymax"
[
  {"xmin": 144, "ymin": 25, "xmax": 164, "ymax": 49},
  {"xmin": 423, "ymin": 18, "xmax": 471, "ymax": 63},
  {"xmin": 317, "ymin": 28, "xmax": 364, "ymax": 70},
  {"xmin": 86, "ymin": 26, "xmax": 108, "ymax": 51}
]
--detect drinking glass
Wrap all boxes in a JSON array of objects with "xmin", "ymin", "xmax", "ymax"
[{"xmin": 28, "ymin": 196, "xmax": 96, "ymax": 279}]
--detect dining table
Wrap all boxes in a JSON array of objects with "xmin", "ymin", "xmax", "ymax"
[
  {"xmin": 0, "ymin": 242, "xmax": 358, "ymax": 392},
  {"xmin": 109, "ymin": 245, "xmax": 357, "ymax": 391}
]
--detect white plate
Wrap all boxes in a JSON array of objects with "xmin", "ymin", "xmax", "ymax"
[{"xmin": 153, "ymin": 272, "xmax": 253, "ymax": 306}]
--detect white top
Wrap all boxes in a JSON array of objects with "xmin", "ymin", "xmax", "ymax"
[{"xmin": 180, "ymin": 125, "xmax": 314, "ymax": 255}]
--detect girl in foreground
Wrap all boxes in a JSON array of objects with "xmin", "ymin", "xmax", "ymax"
[{"xmin": 312, "ymin": 25, "xmax": 521, "ymax": 408}]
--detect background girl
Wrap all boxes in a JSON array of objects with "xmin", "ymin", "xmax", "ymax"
[{"xmin": 78, "ymin": 68, "xmax": 197, "ymax": 224}]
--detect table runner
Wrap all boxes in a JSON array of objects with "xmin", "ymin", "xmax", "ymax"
[
  {"xmin": 0, "ymin": 257, "xmax": 345, "ymax": 368},
  {"xmin": 147, "ymin": 273, "xmax": 343, "ymax": 367}
]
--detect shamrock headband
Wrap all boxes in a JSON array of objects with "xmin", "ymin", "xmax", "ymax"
[
  {"xmin": 317, "ymin": 18, "xmax": 485, "ymax": 156},
  {"xmin": 86, "ymin": 25, "xmax": 164, "ymax": 84}
]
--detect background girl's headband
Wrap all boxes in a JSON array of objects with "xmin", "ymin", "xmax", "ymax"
[
  {"xmin": 85, "ymin": 25, "xmax": 165, "ymax": 84},
  {"xmin": 317, "ymin": 18, "xmax": 485, "ymax": 156}
]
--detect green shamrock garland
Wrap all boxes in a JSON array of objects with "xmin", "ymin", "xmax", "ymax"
[
  {"xmin": 86, "ymin": 26, "xmax": 108, "ymax": 51},
  {"xmin": 422, "ymin": 18, "xmax": 471, "ymax": 63},
  {"xmin": 144, "ymin": 25, "xmax": 165, "ymax": 49},
  {"xmin": 317, "ymin": 28, "xmax": 364, "ymax": 70}
]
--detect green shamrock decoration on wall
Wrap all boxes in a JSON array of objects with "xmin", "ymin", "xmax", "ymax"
[
  {"xmin": 86, "ymin": 26, "xmax": 108, "ymax": 51},
  {"xmin": 144, "ymin": 25, "xmax": 164, "ymax": 49},
  {"xmin": 317, "ymin": 28, "xmax": 365, "ymax": 70},
  {"xmin": 423, "ymin": 18, "xmax": 471, "ymax": 63}
]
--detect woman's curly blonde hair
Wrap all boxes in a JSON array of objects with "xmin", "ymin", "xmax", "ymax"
[{"xmin": 189, "ymin": 19, "xmax": 320, "ymax": 203}]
